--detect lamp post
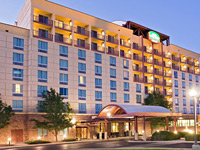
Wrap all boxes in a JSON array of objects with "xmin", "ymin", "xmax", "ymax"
[{"xmin": 190, "ymin": 89, "xmax": 198, "ymax": 148}]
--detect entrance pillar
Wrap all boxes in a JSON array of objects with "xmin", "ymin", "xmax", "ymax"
[
  {"xmin": 99, "ymin": 123, "xmax": 102, "ymax": 140},
  {"xmin": 174, "ymin": 116, "xmax": 177, "ymax": 132},
  {"xmin": 104, "ymin": 120, "xmax": 108, "ymax": 140},
  {"xmin": 143, "ymin": 116, "xmax": 146, "ymax": 141},
  {"xmin": 129, "ymin": 122, "xmax": 131, "ymax": 137},
  {"xmin": 166, "ymin": 116, "xmax": 169, "ymax": 131},
  {"xmin": 134, "ymin": 116, "xmax": 138, "ymax": 140}
]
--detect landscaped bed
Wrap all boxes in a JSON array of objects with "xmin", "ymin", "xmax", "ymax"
[{"xmin": 26, "ymin": 140, "xmax": 51, "ymax": 144}]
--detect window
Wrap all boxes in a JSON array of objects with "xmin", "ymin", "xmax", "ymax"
[
  {"xmin": 37, "ymin": 86, "xmax": 47, "ymax": 97},
  {"xmin": 175, "ymin": 107, "xmax": 179, "ymax": 113},
  {"xmin": 95, "ymin": 66, "xmax": 102, "ymax": 76},
  {"xmin": 183, "ymin": 99, "xmax": 186, "ymax": 106},
  {"xmin": 78, "ymin": 89, "xmax": 86, "ymax": 100},
  {"xmin": 123, "ymin": 71, "xmax": 129, "ymax": 80},
  {"xmin": 136, "ymin": 84, "xmax": 141, "ymax": 93},
  {"xmin": 95, "ymin": 78, "xmax": 102, "ymax": 88},
  {"xmin": 38, "ymin": 128, "xmax": 47, "ymax": 136},
  {"xmin": 110, "ymin": 68, "xmax": 116, "ymax": 78},
  {"xmin": 60, "ymin": 73, "xmax": 68, "ymax": 85},
  {"xmin": 124, "ymin": 82, "xmax": 129, "ymax": 91},
  {"xmin": 174, "ymin": 71, "xmax": 178, "ymax": 78},
  {"xmin": 136, "ymin": 95, "xmax": 141, "ymax": 104},
  {"xmin": 175, "ymin": 98, "xmax": 179, "ymax": 105},
  {"xmin": 110, "ymin": 56, "xmax": 116, "ymax": 66},
  {"xmin": 123, "ymin": 59, "xmax": 129, "ymax": 69},
  {"xmin": 60, "ymin": 88, "xmax": 68, "ymax": 99},
  {"xmin": 59, "ymin": 45, "xmax": 68, "ymax": 57},
  {"xmin": 13, "ymin": 37, "xmax": 24, "ymax": 50},
  {"xmin": 196, "ymin": 76, "xmax": 199, "ymax": 82},
  {"xmin": 12, "ymin": 84, "xmax": 23, "ymax": 96},
  {"xmin": 182, "ymin": 81, "xmax": 185, "ymax": 88},
  {"xmin": 190, "ymin": 100, "xmax": 194, "ymax": 106},
  {"xmin": 110, "ymin": 80, "xmax": 116, "ymax": 90},
  {"xmin": 95, "ymin": 53, "xmax": 102, "ymax": 63},
  {"xmin": 196, "ymin": 84, "xmax": 199, "ymax": 88},
  {"xmin": 78, "ymin": 49, "xmax": 86, "ymax": 60},
  {"xmin": 38, "ymin": 40, "xmax": 48, "ymax": 53},
  {"xmin": 95, "ymin": 104, "xmax": 102, "ymax": 114},
  {"xmin": 78, "ymin": 63, "xmax": 86, "ymax": 73},
  {"xmin": 91, "ymin": 42, "xmax": 97, "ymax": 50},
  {"xmin": 38, "ymin": 101, "xmax": 45, "ymax": 112},
  {"xmin": 60, "ymin": 128, "xmax": 68, "ymax": 136},
  {"xmin": 182, "ymin": 73, "xmax": 185, "ymax": 80},
  {"xmin": 198, "ymin": 100, "xmax": 200, "ymax": 107},
  {"xmin": 182, "ymin": 90, "xmax": 186, "ymax": 97},
  {"xmin": 12, "ymin": 100, "xmax": 23, "ymax": 112},
  {"xmin": 95, "ymin": 91, "xmax": 102, "ymax": 101},
  {"xmin": 183, "ymin": 108, "xmax": 187, "ymax": 114},
  {"xmin": 110, "ymin": 92, "xmax": 117, "ymax": 102},
  {"xmin": 189, "ymin": 74, "xmax": 192, "ymax": 81},
  {"xmin": 79, "ymin": 103, "xmax": 86, "ymax": 113},
  {"xmin": 174, "ymin": 80, "xmax": 178, "ymax": 87},
  {"xmin": 78, "ymin": 76, "xmax": 86, "ymax": 86},
  {"xmin": 60, "ymin": 59, "xmax": 68, "ymax": 71},
  {"xmin": 111, "ymin": 122, "xmax": 119, "ymax": 133},
  {"xmin": 124, "ymin": 94, "xmax": 130, "ymax": 103},
  {"xmin": 190, "ymin": 108, "xmax": 194, "ymax": 114},
  {"xmin": 198, "ymin": 108, "xmax": 200, "ymax": 114},
  {"xmin": 175, "ymin": 89, "xmax": 179, "ymax": 96},
  {"xmin": 38, "ymin": 70, "xmax": 47, "ymax": 82},
  {"xmin": 38, "ymin": 55, "xmax": 48, "ymax": 68},
  {"xmin": 189, "ymin": 83, "xmax": 193, "ymax": 89},
  {"xmin": 13, "ymin": 53, "xmax": 24, "ymax": 66},
  {"xmin": 13, "ymin": 68, "xmax": 23, "ymax": 81}
]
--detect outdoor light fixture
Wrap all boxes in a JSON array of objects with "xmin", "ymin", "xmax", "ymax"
[
  {"xmin": 167, "ymin": 52, "xmax": 171, "ymax": 55},
  {"xmin": 168, "ymin": 61, "xmax": 171, "ymax": 64},
  {"xmin": 107, "ymin": 112, "xmax": 111, "ymax": 117},
  {"xmin": 8, "ymin": 138, "xmax": 11, "ymax": 146},
  {"xmin": 71, "ymin": 118, "xmax": 76, "ymax": 124},
  {"xmin": 63, "ymin": 135, "xmax": 66, "ymax": 139},
  {"xmin": 197, "ymin": 69, "xmax": 199, "ymax": 72},
  {"xmin": 69, "ymin": 21, "xmax": 72, "ymax": 26},
  {"xmin": 184, "ymin": 127, "xmax": 193, "ymax": 134},
  {"xmin": 69, "ymin": 34, "xmax": 72, "ymax": 39},
  {"xmin": 190, "ymin": 89, "xmax": 197, "ymax": 97},
  {"xmin": 101, "ymin": 31, "xmax": 105, "ymax": 35},
  {"xmin": 37, "ymin": 136, "xmax": 41, "ymax": 140},
  {"xmin": 174, "ymin": 131, "xmax": 177, "ymax": 134},
  {"xmin": 169, "ymin": 79, "xmax": 172, "ymax": 83},
  {"xmin": 128, "ymin": 39, "xmax": 130, "ymax": 43},
  {"xmin": 157, "ymin": 130, "xmax": 159, "ymax": 133},
  {"xmin": 183, "ymin": 57, "xmax": 186, "ymax": 60}
]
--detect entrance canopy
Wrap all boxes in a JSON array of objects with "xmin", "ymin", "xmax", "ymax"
[{"xmin": 97, "ymin": 104, "xmax": 182, "ymax": 118}]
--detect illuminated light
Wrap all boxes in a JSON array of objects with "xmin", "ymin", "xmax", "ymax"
[
  {"xmin": 15, "ymin": 84, "xmax": 20, "ymax": 93},
  {"xmin": 69, "ymin": 21, "xmax": 72, "ymax": 26},
  {"xmin": 37, "ymin": 136, "xmax": 41, "ymax": 140},
  {"xmin": 184, "ymin": 126, "xmax": 193, "ymax": 134},
  {"xmin": 169, "ymin": 79, "xmax": 172, "ymax": 83},
  {"xmin": 150, "ymin": 56, "xmax": 153, "ymax": 60},
  {"xmin": 71, "ymin": 118, "xmax": 76, "ymax": 124},
  {"xmin": 150, "ymin": 87, "xmax": 154, "ymax": 91},
  {"xmin": 63, "ymin": 135, "xmax": 66, "ymax": 138},
  {"xmin": 169, "ymin": 89, "xmax": 172, "ymax": 92},
  {"xmin": 174, "ymin": 131, "xmax": 177, "ymax": 134},
  {"xmin": 197, "ymin": 69, "xmax": 199, "ymax": 72},
  {"xmin": 148, "ymin": 31, "xmax": 160, "ymax": 43},
  {"xmin": 69, "ymin": 34, "xmax": 72, "ymax": 39},
  {"xmin": 190, "ymin": 89, "xmax": 197, "ymax": 97},
  {"xmin": 183, "ymin": 57, "xmax": 186, "ymax": 60},
  {"xmin": 8, "ymin": 138, "xmax": 11, "ymax": 141},
  {"xmin": 151, "ymin": 76, "xmax": 153, "ymax": 80},
  {"xmin": 128, "ymin": 39, "xmax": 131, "ymax": 43},
  {"xmin": 168, "ymin": 61, "xmax": 171, "ymax": 64},
  {"xmin": 107, "ymin": 113, "xmax": 111, "ymax": 117},
  {"xmin": 170, "ymin": 98, "xmax": 172, "ymax": 101},
  {"xmin": 157, "ymin": 130, "xmax": 159, "ymax": 133},
  {"xmin": 142, "ymin": 130, "xmax": 144, "ymax": 133},
  {"xmin": 151, "ymin": 66, "xmax": 153, "ymax": 70},
  {"xmin": 128, "ymin": 50, "xmax": 131, "ymax": 54},
  {"xmin": 102, "ymin": 43, "xmax": 105, "ymax": 47},
  {"xmin": 184, "ymin": 65, "xmax": 186, "ymax": 68},
  {"xmin": 197, "ymin": 61, "xmax": 199, "ymax": 64},
  {"xmin": 149, "ymin": 46, "xmax": 152, "ymax": 50},
  {"xmin": 167, "ymin": 52, "xmax": 171, "ymax": 55},
  {"xmin": 101, "ymin": 31, "xmax": 105, "ymax": 36}
]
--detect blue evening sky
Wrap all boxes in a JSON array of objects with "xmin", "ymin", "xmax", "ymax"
[{"xmin": 0, "ymin": 0, "xmax": 200, "ymax": 53}]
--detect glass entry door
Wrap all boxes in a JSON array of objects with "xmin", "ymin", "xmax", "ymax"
[{"xmin": 76, "ymin": 127, "xmax": 87, "ymax": 139}]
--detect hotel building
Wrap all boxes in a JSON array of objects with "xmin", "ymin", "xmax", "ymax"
[{"xmin": 0, "ymin": 0, "xmax": 199, "ymax": 143}]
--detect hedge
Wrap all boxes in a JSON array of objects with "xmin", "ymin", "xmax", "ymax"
[
  {"xmin": 62, "ymin": 138, "xmax": 76, "ymax": 142},
  {"xmin": 185, "ymin": 134, "xmax": 200, "ymax": 141},
  {"xmin": 26, "ymin": 140, "xmax": 51, "ymax": 144},
  {"xmin": 152, "ymin": 131, "xmax": 181, "ymax": 141}
]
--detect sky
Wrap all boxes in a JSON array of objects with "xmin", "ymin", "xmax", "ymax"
[{"xmin": 0, "ymin": 0, "xmax": 200, "ymax": 53}]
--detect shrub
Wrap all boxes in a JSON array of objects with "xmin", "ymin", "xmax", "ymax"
[
  {"xmin": 62, "ymin": 138, "xmax": 76, "ymax": 142},
  {"xmin": 152, "ymin": 131, "xmax": 181, "ymax": 141},
  {"xmin": 26, "ymin": 140, "xmax": 51, "ymax": 144},
  {"xmin": 185, "ymin": 134, "xmax": 200, "ymax": 141},
  {"xmin": 178, "ymin": 132, "xmax": 188, "ymax": 138}
]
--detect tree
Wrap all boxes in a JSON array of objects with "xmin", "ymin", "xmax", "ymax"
[
  {"xmin": 31, "ymin": 88, "xmax": 73, "ymax": 142},
  {"xmin": 0, "ymin": 98, "xmax": 14, "ymax": 129},
  {"xmin": 143, "ymin": 91, "xmax": 172, "ymax": 132}
]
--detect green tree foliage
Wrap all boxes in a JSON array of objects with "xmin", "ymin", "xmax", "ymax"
[
  {"xmin": 143, "ymin": 91, "xmax": 172, "ymax": 131},
  {"xmin": 31, "ymin": 88, "xmax": 73, "ymax": 142},
  {"xmin": 0, "ymin": 98, "xmax": 14, "ymax": 129}
]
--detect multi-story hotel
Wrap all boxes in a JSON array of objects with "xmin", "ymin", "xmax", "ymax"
[{"xmin": 0, "ymin": 0, "xmax": 200, "ymax": 143}]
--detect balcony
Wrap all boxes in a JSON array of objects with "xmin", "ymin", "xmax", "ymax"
[
  {"xmin": 133, "ymin": 45, "xmax": 143, "ymax": 51},
  {"xmin": 164, "ymin": 91, "xmax": 172, "ymax": 96},
  {"xmin": 74, "ymin": 40, "xmax": 90, "ymax": 49},
  {"xmin": 144, "ymin": 78, "xmax": 153, "ymax": 84},
  {"xmin": 172, "ymin": 65, "xmax": 179, "ymax": 70},
  {"xmin": 107, "ymin": 36, "xmax": 118, "ymax": 45},
  {"xmin": 91, "ymin": 46, "xmax": 105, "ymax": 53},
  {"xmin": 172, "ymin": 55, "xmax": 179, "ymax": 62},
  {"xmin": 91, "ymin": 33, "xmax": 105, "ymax": 41},
  {"xmin": 154, "ymin": 60, "xmax": 162, "ymax": 66},
  {"xmin": 74, "ymin": 27, "xmax": 89, "ymax": 37},
  {"xmin": 133, "ymin": 77, "xmax": 143, "ymax": 82},
  {"xmin": 187, "ymin": 69, "xmax": 194, "ymax": 74},
  {"xmin": 154, "ymin": 49, "xmax": 162, "ymax": 56},
  {"xmin": 143, "ymin": 47, "xmax": 152, "ymax": 53},
  {"xmin": 133, "ymin": 66, "xmax": 143, "ymax": 72},
  {"xmin": 120, "ymin": 41, "xmax": 131, "ymax": 48},
  {"xmin": 163, "ymin": 53, "xmax": 171, "ymax": 59},
  {"xmin": 154, "ymin": 70, "xmax": 163, "ymax": 76},
  {"xmin": 55, "ymin": 22, "xmax": 72, "ymax": 32},
  {"xmin": 106, "ymin": 48, "xmax": 119, "ymax": 56},
  {"xmin": 187, "ymin": 60, "xmax": 194, "ymax": 66},
  {"xmin": 55, "ymin": 36, "xmax": 72, "ymax": 46},
  {"xmin": 33, "ymin": 30, "xmax": 53, "ymax": 41},
  {"xmin": 33, "ymin": 15, "xmax": 53, "ymax": 27},
  {"xmin": 155, "ymin": 80, "xmax": 163, "ymax": 86},
  {"xmin": 180, "ymin": 67, "xmax": 187, "ymax": 72},
  {"xmin": 164, "ymin": 63, "xmax": 171, "ymax": 68},
  {"xmin": 195, "ymin": 71, "xmax": 200, "ymax": 75},
  {"xmin": 164, "ymin": 82, "xmax": 172, "ymax": 87},
  {"xmin": 195, "ymin": 63, "xmax": 199, "ymax": 67},
  {"xmin": 164, "ymin": 72, "xmax": 172, "ymax": 77},
  {"xmin": 120, "ymin": 52, "xmax": 131, "ymax": 59},
  {"xmin": 144, "ymin": 68, "xmax": 153, "ymax": 74},
  {"xmin": 180, "ymin": 58, "xmax": 186, "ymax": 63},
  {"xmin": 133, "ymin": 55, "xmax": 142, "ymax": 61},
  {"xmin": 144, "ymin": 58, "xmax": 153, "ymax": 64}
]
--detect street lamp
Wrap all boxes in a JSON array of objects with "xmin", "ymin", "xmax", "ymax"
[{"xmin": 190, "ymin": 89, "xmax": 198, "ymax": 149}]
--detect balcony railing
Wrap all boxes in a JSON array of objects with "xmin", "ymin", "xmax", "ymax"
[
  {"xmin": 133, "ymin": 77, "xmax": 143, "ymax": 82},
  {"xmin": 154, "ymin": 60, "xmax": 162, "ymax": 66},
  {"xmin": 144, "ymin": 58, "xmax": 153, "ymax": 64},
  {"xmin": 154, "ymin": 70, "xmax": 163, "ymax": 76},
  {"xmin": 106, "ymin": 49, "xmax": 119, "ymax": 56},
  {"xmin": 144, "ymin": 79, "xmax": 153, "ymax": 84},
  {"xmin": 172, "ymin": 65, "xmax": 179, "ymax": 70},
  {"xmin": 187, "ymin": 60, "xmax": 194, "ymax": 66},
  {"xmin": 33, "ymin": 15, "xmax": 53, "ymax": 27},
  {"xmin": 180, "ymin": 58, "xmax": 186, "ymax": 63},
  {"xmin": 133, "ymin": 66, "xmax": 143, "ymax": 72},
  {"xmin": 74, "ymin": 40, "xmax": 90, "ymax": 49},
  {"xmin": 172, "ymin": 56, "xmax": 179, "ymax": 62},
  {"xmin": 187, "ymin": 69, "xmax": 194, "ymax": 74},
  {"xmin": 55, "ymin": 36, "xmax": 72, "ymax": 45},
  {"xmin": 144, "ymin": 69, "xmax": 153, "ymax": 74},
  {"xmin": 164, "ymin": 92, "xmax": 172, "ymax": 96},
  {"xmin": 143, "ymin": 47, "xmax": 152, "ymax": 53},
  {"xmin": 133, "ymin": 45, "xmax": 143, "ymax": 51},
  {"xmin": 91, "ymin": 33, "xmax": 105, "ymax": 41},
  {"xmin": 74, "ymin": 27, "xmax": 89, "ymax": 37},
  {"xmin": 195, "ymin": 63, "xmax": 199, "ymax": 67},
  {"xmin": 164, "ymin": 72, "xmax": 172, "ymax": 77},
  {"xmin": 33, "ymin": 30, "xmax": 53, "ymax": 41},
  {"xmin": 91, "ymin": 46, "xmax": 105, "ymax": 53},
  {"xmin": 195, "ymin": 71, "xmax": 200, "ymax": 75},
  {"xmin": 133, "ymin": 55, "xmax": 143, "ymax": 61},
  {"xmin": 155, "ymin": 80, "xmax": 163, "ymax": 85},
  {"xmin": 55, "ymin": 22, "xmax": 72, "ymax": 32},
  {"xmin": 163, "ymin": 53, "xmax": 171, "ymax": 59},
  {"xmin": 164, "ymin": 82, "xmax": 172, "ymax": 87},
  {"xmin": 120, "ymin": 41, "xmax": 131, "ymax": 48},
  {"xmin": 120, "ymin": 53, "xmax": 131, "ymax": 59},
  {"xmin": 164, "ymin": 64, "xmax": 171, "ymax": 68},
  {"xmin": 180, "ymin": 67, "xmax": 187, "ymax": 72},
  {"xmin": 154, "ymin": 50, "xmax": 162, "ymax": 56},
  {"xmin": 107, "ymin": 36, "xmax": 118, "ymax": 45}
]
